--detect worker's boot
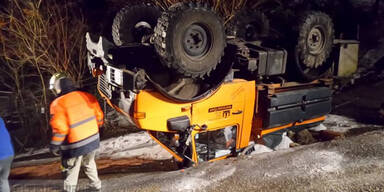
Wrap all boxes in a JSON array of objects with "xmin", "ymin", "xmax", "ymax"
[{"xmin": 86, "ymin": 186, "xmax": 101, "ymax": 192}]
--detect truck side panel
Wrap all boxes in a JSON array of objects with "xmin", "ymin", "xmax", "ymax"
[
  {"xmin": 191, "ymin": 80, "xmax": 255, "ymax": 149},
  {"xmin": 134, "ymin": 91, "xmax": 192, "ymax": 132}
]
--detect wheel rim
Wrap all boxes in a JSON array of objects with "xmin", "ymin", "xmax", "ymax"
[
  {"xmin": 112, "ymin": 3, "xmax": 161, "ymax": 46},
  {"xmin": 307, "ymin": 26, "xmax": 325, "ymax": 55},
  {"xmin": 182, "ymin": 24, "xmax": 212, "ymax": 58},
  {"xmin": 133, "ymin": 21, "xmax": 153, "ymax": 41}
]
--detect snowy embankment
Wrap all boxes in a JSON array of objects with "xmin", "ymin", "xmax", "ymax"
[
  {"xmin": 99, "ymin": 113, "xmax": 384, "ymax": 158},
  {"xmin": 13, "ymin": 113, "xmax": 383, "ymax": 168},
  {"xmin": 97, "ymin": 132, "xmax": 171, "ymax": 160},
  {"xmin": 324, "ymin": 114, "xmax": 383, "ymax": 132},
  {"xmin": 13, "ymin": 132, "xmax": 172, "ymax": 166},
  {"xmin": 100, "ymin": 128, "xmax": 384, "ymax": 192}
]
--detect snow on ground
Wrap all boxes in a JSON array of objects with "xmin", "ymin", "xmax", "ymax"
[
  {"xmin": 168, "ymin": 165, "xmax": 237, "ymax": 192},
  {"xmin": 14, "ymin": 148, "xmax": 50, "ymax": 161},
  {"xmin": 14, "ymin": 132, "xmax": 172, "ymax": 163},
  {"xmin": 249, "ymin": 143, "xmax": 344, "ymax": 178},
  {"xmin": 11, "ymin": 112, "xmax": 384, "ymax": 191},
  {"xmin": 250, "ymin": 144, "xmax": 274, "ymax": 155},
  {"xmin": 14, "ymin": 113, "xmax": 383, "ymax": 165},
  {"xmin": 97, "ymin": 132, "xmax": 172, "ymax": 160},
  {"xmin": 324, "ymin": 114, "xmax": 382, "ymax": 133},
  {"xmin": 274, "ymin": 132, "xmax": 294, "ymax": 150},
  {"xmin": 309, "ymin": 150, "xmax": 343, "ymax": 174}
]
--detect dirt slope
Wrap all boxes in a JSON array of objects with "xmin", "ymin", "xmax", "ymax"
[
  {"xmin": 13, "ymin": 129, "xmax": 384, "ymax": 192},
  {"xmin": 94, "ymin": 129, "xmax": 384, "ymax": 192}
]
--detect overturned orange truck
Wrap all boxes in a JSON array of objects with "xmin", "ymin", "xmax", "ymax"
[
  {"xmin": 85, "ymin": 2, "xmax": 358, "ymax": 166},
  {"xmin": 131, "ymin": 79, "xmax": 331, "ymax": 165}
]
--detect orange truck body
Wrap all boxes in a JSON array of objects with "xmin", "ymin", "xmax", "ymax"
[{"xmin": 99, "ymin": 77, "xmax": 329, "ymax": 164}]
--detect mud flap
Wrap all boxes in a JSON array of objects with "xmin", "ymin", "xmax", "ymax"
[{"xmin": 262, "ymin": 131, "xmax": 284, "ymax": 149}]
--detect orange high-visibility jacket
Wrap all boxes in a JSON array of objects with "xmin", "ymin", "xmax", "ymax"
[{"xmin": 50, "ymin": 91, "xmax": 104, "ymax": 158}]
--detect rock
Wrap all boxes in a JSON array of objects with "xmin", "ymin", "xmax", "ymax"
[
  {"xmin": 289, "ymin": 142, "xmax": 301, "ymax": 147},
  {"xmin": 295, "ymin": 129, "xmax": 317, "ymax": 145},
  {"xmin": 287, "ymin": 130, "xmax": 296, "ymax": 140}
]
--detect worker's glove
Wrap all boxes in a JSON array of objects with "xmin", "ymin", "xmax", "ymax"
[{"xmin": 49, "ymin": 144, "xmax": 61, "ymax": 157}]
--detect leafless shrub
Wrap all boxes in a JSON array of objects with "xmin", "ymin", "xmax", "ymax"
[
  {"xmin": 0, "ymin": 0, "xmax": 89, "ymax": 149},
  {"xmin": 0, "ymin": 0, "xmax": 88, "ymax": 85},
  {"xmin": 152, "ymin": 0, "xmax": 247, "ymax": 22}
]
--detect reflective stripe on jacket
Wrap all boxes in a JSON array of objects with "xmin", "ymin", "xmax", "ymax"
[{"xmin": 50, "ymin": 91, "xmax": 104, "ymax": 158}]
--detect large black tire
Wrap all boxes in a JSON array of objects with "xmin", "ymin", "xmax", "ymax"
[
  {"xmin": 112, "ymin": 2, "xmax": 161, "ymax": 46},
  {"xmin": 232, "ymin": 9, "xmax": 270, "ymax": 41},
  {"xmin": 153, "ymin": 2, "xmax": 226, "ymax": 78},
  {"xmin": 292, "ymin": 11, "xmax": 334, "ymax": 81}
]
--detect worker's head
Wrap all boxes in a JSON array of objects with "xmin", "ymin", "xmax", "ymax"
[{"xmin": 49, "ymin": 73, "xmax": 75, "ymax": 95}]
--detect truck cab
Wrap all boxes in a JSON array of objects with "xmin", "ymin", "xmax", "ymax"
[{"xmin": 126, "ymin": 78, "xmax": 331, "ymax": 165}]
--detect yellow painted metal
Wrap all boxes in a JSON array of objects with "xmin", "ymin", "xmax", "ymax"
[
  {"xmin": 191, "ymin": 125, "xmax": 238, "ymax": 165},
  {"xmin": 337, "ymin": 42, "xmax": 359, "ymax": 77},
  {"xmin": 208, "ymin": 155, "xmax": 231, "ymax": 162},
  {"xmin": 134, "ymin": 80, "xmax": 256, "ymax": 164},
  {"xmin": 101, "ymin": 76, "xmax": 328, "ymax": 164},
  {"xmin": 239, "ymin": 82, "xmax": 256, "ymax": 149},
  {"xmin": 147, "ymin": 131, "xmax": 183, "ymax": 162},
  {"xmin": 191, "ymin": 130, "xmax": 198, "ymax": 163},
  {"xmin": 134, "ymin": 91, "xmax": 192, "ymax": 132},
  {"xmin": 134, "ymin": 80, "xmax": 256, "ymax": 139},
  {"xmin": 190, "ymin": 80, "xmax": 255, "ymax": 150},
  {"xmin": 260, "ymin": 116, "xmax": 326, "ymax": 136}
]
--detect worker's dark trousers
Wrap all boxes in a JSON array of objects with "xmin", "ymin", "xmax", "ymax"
[{"xmin": 0, "ymin": 156, "xmax": 13, "ymax": 192}]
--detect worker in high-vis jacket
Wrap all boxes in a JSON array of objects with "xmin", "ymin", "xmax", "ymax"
[{"xmin": 49, "ymin": 73, "xmax": 104, "ymax": 192}]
